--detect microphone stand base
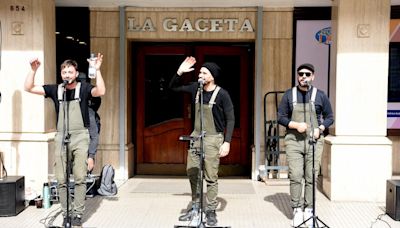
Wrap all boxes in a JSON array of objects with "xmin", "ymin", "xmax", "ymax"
[
  {"xmin": 295, "ymin": 215, "xmax": 329, "ymax": 228},
  {"xmin": 174, "ymin": 225, "xmax": 231, "ymax": 228}
]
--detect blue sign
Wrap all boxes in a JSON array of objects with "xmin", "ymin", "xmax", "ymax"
[
  {"xmin": 315, "ymin": 27, "xmax": 332, "ymax": 45},
  {"xmin": 387, "ymin": 110, "xmax": 400, "ymax": 117}
]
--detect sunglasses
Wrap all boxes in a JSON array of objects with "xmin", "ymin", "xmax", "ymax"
[{"xmin": 298, "ymin": 72, "xmax": 312, "ymax": 77}]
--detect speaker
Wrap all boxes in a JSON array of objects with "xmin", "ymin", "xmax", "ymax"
[
  {"xmin": 0, "ymin": 176, "xmax": 25, "ymax": 216},
  {"xmin": 387, "ymin": 179, "xmax": 400, "ymax": 221}
]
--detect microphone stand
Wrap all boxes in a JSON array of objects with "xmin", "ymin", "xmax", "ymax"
[
  {"xmin": 175, "ymin": 82, "xmax": 206, "ymax": 228},
  {"xmin": 62, "ymin": 84, "xmax": 71, "ymax": 228},
  {"xmin": 296, "ymin": 83, "xmax": 329, "ymax": 228},
  {"xmin": 197, "ymin": 81, "xmax": 206, "ymax": 228}
]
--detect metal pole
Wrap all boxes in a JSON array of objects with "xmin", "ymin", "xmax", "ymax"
[
  {"xmin": 119, "ymin": 6, "xmax": 126, "ymax": 179},
  {"xmin": 253, "ymin": 6, "xmax": 263, "ymax": 180}
]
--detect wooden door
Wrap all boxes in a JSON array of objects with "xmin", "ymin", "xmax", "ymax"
[
  {"xmin": 135, "ymin": 45, "xmax": 193, "ymax": 175},
  {"xmin": 134, "ymin": 43, "xmax": 253, "ymax": 176}
]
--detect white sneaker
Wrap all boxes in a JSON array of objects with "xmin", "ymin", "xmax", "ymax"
[
  {"xmin": 304, "ymin": 208, "xmax": 313, "ymax": 227},
  {"xmin": 292, "ymin": 208, "xmax": 303, "ymax": 227},
  {"xmin": 188, "ymin": 210, "xmax": 200, "ymax": 226}
]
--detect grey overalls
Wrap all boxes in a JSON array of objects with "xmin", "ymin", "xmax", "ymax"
[
  {"xmin": 187, "ymin": 86, "xmax": 224, "ymax": 211},
  {"xmin": 285, "ymin": 86, "xmax": 324, "ymax": 209},
  {"xmin": 54, "ymin": 82, "xmax": 90, "ymax": 217}
]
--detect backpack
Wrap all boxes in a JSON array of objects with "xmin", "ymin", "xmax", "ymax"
[{"xmin": 97, "ymin": 164, "xmax": 117, "ymax": 196}]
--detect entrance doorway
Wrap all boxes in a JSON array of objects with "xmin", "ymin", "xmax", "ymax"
[{"xmin": 133, "ymin": 43, "xmax": 254, "ymax": 176}]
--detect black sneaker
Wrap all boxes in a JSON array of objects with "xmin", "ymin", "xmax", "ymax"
[
  {"xmin": 72, "ymin": 215, "xmax": 82, "ymax": 227},
  {"xmin": 206, "ymin": 210, "xmax": 217, "ymax": 226},
  {"xmin": 63, "ymin": 216, "xmax": 73, "ymax": 227},
  {"xmin": 62, "ymin": 217, "xmax": 68, "ymax": 226},
  {"xmin": 178, "ymin": 208, "xmax": 196, "ymax": 221}
]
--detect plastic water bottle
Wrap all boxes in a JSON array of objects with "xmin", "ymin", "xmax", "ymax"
[
  {"xmin": 88, "ymin": 53, "xmax": 97, "ymax": 79},
  {"xmin": 43, "ymin": 182, "xmax": 50, "ymax": 209}
]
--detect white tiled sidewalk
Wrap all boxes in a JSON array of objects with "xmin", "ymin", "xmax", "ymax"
[{"xmin": 0, "ymin": 176, "xmax": 399, "ymax": 228}]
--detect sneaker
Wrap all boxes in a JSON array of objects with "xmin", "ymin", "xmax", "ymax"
[
  {"xmin": 304, "ymin": 208, "xmax": 313, "ymax": 227},
  {"xmin": 188, "ymin": 211, "xmax": 200, "ymax": 226},
  {"xmin": 179, "ymin": 207, "xmax": 197, "ymax": 221},
  {"xmin": 63, "ymin": 216, "xmax": 74, "ymax": 226},
  {"xmin": 62, "ymin": 217, "xmax": 68, "ymax": 226},
  {"xmin": 292, "ymin": 207, "xmax": 303, "ymax": 227},
  {"xmin": 206, "ymin": 210, "xmax": 218, "ymax": 226},
  {"xmin": 72, "ymin": 215, "xmax": 82, "ymax": 227}
]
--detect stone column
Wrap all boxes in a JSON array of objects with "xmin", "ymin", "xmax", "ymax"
[
  {"xmin": 0, "ymin": 0, "xmax": 56, "ymax": 193},
  {"xmin": 322, "ymin": 0, "xmax": 392, "ymax": 201}
]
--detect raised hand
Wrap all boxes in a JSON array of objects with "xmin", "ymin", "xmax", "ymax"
[
  {"xmin": 177, "ymin": 56, "xmax": 196, "ymax": 76},
  {"xmin": 29, "ymin": 58, "xmax": 41, "ymax": 71},
  {"xmin": 87, "ymin": 53, "xmax": 103, "ymax": 70},
  {"xmin": 94, "ymin": 53, "xmax": 103, "ymax": 70}
]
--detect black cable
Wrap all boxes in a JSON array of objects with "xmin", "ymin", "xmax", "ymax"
[
  {"xmin": 370, "ymin": 213, "xmax": 392, "ymax": 228},
  {"xmin": 38, "ymin": 205, "xmax": 62, "ymax": 228}
]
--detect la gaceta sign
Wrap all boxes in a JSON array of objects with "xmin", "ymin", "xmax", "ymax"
[{"xmin": 127, "ymin": 17, "xmax": 254, "ymax": 33}]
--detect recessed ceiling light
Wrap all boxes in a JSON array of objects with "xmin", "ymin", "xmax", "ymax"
[{"xmin": 66, "ymin": 36, "xmax": 74, "ymax": 40}]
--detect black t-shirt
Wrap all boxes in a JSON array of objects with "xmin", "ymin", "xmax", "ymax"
[
  {"xmin": 43, "ymin": 82, "xmax": 94, "ymax": 128},
  {"xmin": 89, "ymin": 96, "xmax": 101, "ymax": 112}
]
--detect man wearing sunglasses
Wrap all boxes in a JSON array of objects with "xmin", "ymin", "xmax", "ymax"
[{"xmin": 277, "ymin": 63, "xmax": 334, "ymax": 227}]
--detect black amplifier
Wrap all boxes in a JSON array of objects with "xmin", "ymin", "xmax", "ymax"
[{"xmin": 0, "ymin": 176, "xmax": 25, "ymax": 216}]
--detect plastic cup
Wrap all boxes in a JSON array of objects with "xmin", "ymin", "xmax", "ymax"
[{"xmin": 35, "ymin": 198, "xmax": 43, "ymax": 208}]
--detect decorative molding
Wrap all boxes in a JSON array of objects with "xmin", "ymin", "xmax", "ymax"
[
  {"xmin": 11, "ymin": 21, "xmax": 24, "ymax": 35},
  {"xmin": 357, "ymin": 24, "xmax": 370, "ymax": 38}
]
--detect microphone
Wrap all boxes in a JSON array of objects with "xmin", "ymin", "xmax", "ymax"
[
  {"xmin": 179, "ymin": 135, "xmax": 198, "ymax": 141},
  {"xmin": 198, "ymin": 78, "xmax": 204, "ymax": 87},
  {"xmin": 303, "ymin": 80, "xmax": 312, "ymax": 89},
  {"xmin": 62, "ymin": 80, "xmax": 69, "ymax": 87}
]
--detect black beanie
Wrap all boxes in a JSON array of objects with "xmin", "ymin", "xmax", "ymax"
[
  {"xmin": 297, "ymin": 63, "xmax": 315, "ymax": 73},
  {"xmin": 202, "ymin": 62, "xmax": 221, "ymax": 80}
]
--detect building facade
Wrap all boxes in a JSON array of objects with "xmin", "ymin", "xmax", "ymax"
[{"xmin": 0, "ymin": 0, "xmax": 395, "ymax": 202}]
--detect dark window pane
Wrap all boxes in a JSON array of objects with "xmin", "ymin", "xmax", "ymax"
[
  {"xmin": 389, "ymin": 43, "xmax": 400, "ymax": 102},
  {"xmin": 144, "ymin": 55, "xmax": 184, "ymax": 127}
]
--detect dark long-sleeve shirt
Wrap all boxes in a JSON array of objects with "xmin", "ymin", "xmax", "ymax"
[
  {"xmin": 169, "ymin": 73, "xmax": 235, "ymax": 143},
  {"xmin": 277, "ymin": 86, "xmax": 334, "ymax": 131}
]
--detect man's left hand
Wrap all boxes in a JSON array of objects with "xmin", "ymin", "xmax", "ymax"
[
  {"xmin": 219, "ymin": 142, "xmax": 230, "ymax": 157},
  {"xmin": 313, "ymin": 128, "xmax": 321, "ymax": 140},
  {"xmin": 87, "ymin": 157, "xmax": 95, "ymax": 172}
]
